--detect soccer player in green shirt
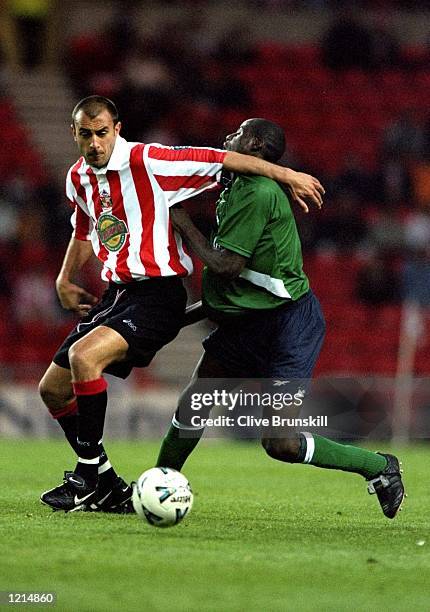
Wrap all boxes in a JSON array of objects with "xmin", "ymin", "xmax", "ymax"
[{"xmin": 157, "ymin": 118, "xmax": 405, "ymax": 519}]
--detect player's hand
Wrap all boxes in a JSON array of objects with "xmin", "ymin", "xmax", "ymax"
[
  {"xmin": 285, "ymin": 170, "xmax": 325, "ymax": 213},
  {"xmin": 56, "ymin": 279, "xmax": 98, "ymax": 317}
]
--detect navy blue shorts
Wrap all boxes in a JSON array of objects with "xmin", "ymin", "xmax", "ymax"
[{"xmin": 202, "ymin": 290, "xmax": 325, "ymax": 380}]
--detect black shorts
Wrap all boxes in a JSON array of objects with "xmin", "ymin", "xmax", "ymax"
[{"xmin": 53, "ymin": 277, "xmax": 187, "ymax": 379}]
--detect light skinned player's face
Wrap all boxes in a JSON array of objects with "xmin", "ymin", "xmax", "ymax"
[
  {"xmin": 223, "ymin": 120, "xmax": 256, "ymax": 155},
  {"xmin": 72, "ymin": 109, "xmax": 121, "ymax": 168}
]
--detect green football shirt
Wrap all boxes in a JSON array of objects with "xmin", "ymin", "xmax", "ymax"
[{"xmin": 202, "ymin": 175, "xmax": 309, "ymax": 315}]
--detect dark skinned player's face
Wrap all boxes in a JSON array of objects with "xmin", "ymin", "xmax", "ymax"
[
  {"xmin": 223, "ymin": 120, "xmax": 256, "ymax": 155},
  {"xmin": 72, "ymin": 109, "xmax": 121, "ymax": 168}
]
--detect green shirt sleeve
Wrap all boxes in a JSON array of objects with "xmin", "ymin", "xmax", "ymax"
[{"xmin": 215, "ymin": 179, "xmax": 273, "ymax": 257}]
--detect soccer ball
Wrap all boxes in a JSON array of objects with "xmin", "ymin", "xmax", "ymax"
[{"xmin": 132, "ymin": 467, "xmax": 193, "ymax": 527}]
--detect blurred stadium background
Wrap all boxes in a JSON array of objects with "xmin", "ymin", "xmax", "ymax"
[{"xmin": 0, "ymin": 0, "xmax": 429, "ymax": 442}]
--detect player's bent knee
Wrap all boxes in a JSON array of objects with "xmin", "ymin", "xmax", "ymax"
[
  {"xmin": 261, "ymin": 437, "xmax": 300, "ymax": 463},
  {"xmin": 38, "ymin": 375, "xmax": 75, "ymax": 418},
  {"xmin": 68, "ymin": 332, "xmax": 127, "ymax": 377},
  {"xmin": 68, "ymin": 342, "xmax": 97, "ymax": 374},
  {"xmin": 39, "ymin": 375, "xmax": 67, "ymax": 406},
  {"xmin": 38, "ymin": 379, "xmax": 55, "ymax": 405}
]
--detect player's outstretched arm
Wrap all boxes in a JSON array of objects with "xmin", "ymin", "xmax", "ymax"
[
  {"xmin": 223, "ymin": 151, "xmax": 324, "ymax": 213},
  {"xmin": 171, "ymin": 206, "xmax": 247, "ymax": 280},
  {"xmin": 56, "ymin": 237, "xmax": 98, "ymax": 316}
]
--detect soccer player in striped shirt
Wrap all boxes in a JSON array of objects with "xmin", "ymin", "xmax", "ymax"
[
  {"xmin": 39, "ymin": 96, "xmax": 325, "ymax": 513},
  {"xmin": 156, "ymin": 118, "xmax": 405, "ymax": 519}
]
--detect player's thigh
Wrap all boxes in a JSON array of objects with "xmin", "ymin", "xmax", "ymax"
[
  {"xmin": 177, "ymin": 354, "xmax": 214, "ymax": 410},
  {"xmin": 180, "ymin": 352, "xmax": 235, "ymax": 398},
  {"xmin": 196, "ymin": 351, "xmax": 234, "ymax": 378},
  {"xmin": 39, "ymin": 362, "xmax": 74, "ymax": 403},
  {"xmin": 68, "ymin": 325, "xmax": 129, "ymax": 371},
  {"xmin": 176, "ymin": 352, "xmax": 239, "ymax": 425}
]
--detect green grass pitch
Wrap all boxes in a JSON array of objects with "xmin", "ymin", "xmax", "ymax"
[{"xmin": 1, "ymin": 439, "xmax": 429, "ymax": 611}]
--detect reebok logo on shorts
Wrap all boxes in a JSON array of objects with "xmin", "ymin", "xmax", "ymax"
[{"xmin": 123, "ymin": 319, "xmax": 137, "ymax": 331}]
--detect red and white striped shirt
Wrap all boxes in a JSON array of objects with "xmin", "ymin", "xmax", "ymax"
[{"xmin": 66, "ymin": 136, "xmax": 226, "ymax": 283}]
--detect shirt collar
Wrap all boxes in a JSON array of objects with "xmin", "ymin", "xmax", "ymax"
[{"xmin": 85, "ymin": 135, "xmax": 130, "ymax": 174}]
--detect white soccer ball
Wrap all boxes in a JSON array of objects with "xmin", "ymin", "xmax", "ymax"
[{"xmin": 132, "ymin": 467, "xmax": 193, "ymax": 527}]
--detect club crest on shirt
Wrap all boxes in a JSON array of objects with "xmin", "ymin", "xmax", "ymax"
[
  {"xmin": 99, "ymin": 190, "xmax": 113, "ymax": 209},
  {"xmin": 97, "ymin": 213, "xmax": 128, "ymax": 252}
]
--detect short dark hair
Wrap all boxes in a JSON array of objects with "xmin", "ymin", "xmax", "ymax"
[
  {"xmin": 246, "ymin": 118, "xmax": 285, "ymax": 163},
  {"xmin": 72, "ymin": 95, "xmax": 119, "ymax": 125}
]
